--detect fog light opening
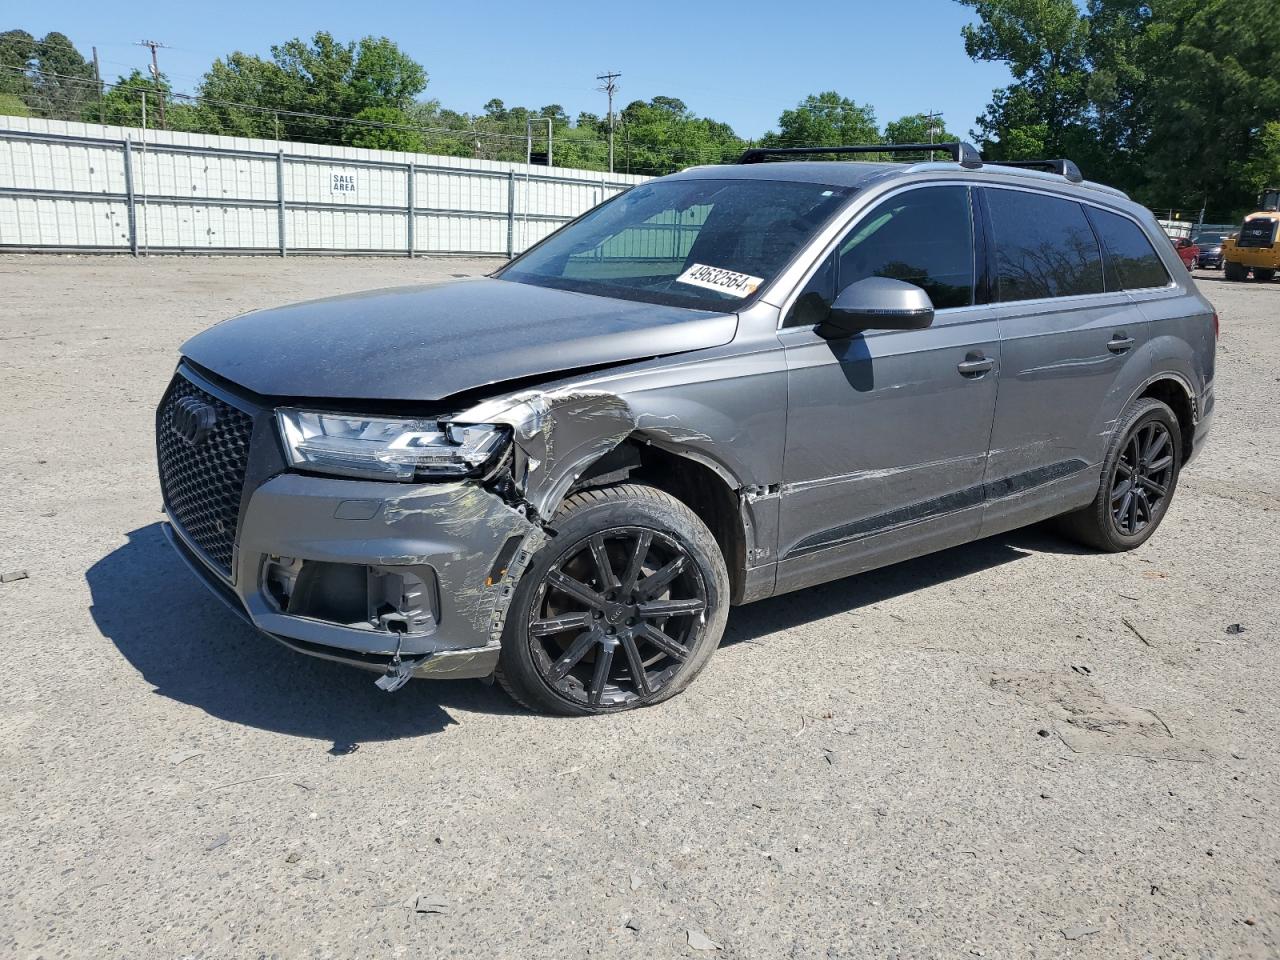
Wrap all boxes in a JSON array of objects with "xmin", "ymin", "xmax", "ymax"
[{"xmin": 261, "ymin": 557, "xmax": 437, "ymax": 634}]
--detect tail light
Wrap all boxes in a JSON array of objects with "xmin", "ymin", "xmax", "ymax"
[{"xmin": 1212, "ymin": 311, "xmax": 1219, "ymax": 340}]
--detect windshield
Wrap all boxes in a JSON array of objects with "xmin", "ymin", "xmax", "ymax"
[
  {"xmin": 1192, "ymin": 234, "xmax": 1224, "ymax": 245},
  {"xmin": 499, "ymin": 178, "xmax": 853, "ymax": 310}
]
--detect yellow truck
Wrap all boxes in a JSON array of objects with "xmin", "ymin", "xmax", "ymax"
[{"xmin": 1223, "ymin": 188, "xmax": 1280, "ymax": 281}]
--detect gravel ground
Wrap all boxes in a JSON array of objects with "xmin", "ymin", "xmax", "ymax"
[{"xmin": 0, "ymin": 256, "xmax": 1277, "ymax": 960}]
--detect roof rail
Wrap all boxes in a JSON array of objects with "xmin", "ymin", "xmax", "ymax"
[
  {"xmin": 737, "ymin": 142, "xmax": 983, "ymax": 169},
  {"xmin": 985, "ymin": 158, "xmax": 1083, "ymax": 183}
]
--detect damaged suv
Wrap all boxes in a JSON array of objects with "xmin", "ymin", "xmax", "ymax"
[{"xmin": 157, "ymin": 143, "xmax": 1216, "ymax": 714}]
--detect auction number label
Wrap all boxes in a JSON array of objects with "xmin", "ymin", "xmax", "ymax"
[{"xmin": 675, "ymin": 262, "xmax": 764, "ymax": 297}]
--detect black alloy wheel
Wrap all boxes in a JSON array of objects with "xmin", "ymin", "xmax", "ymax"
[
  {"xmin": 1055, "ymin": 397, "xmax": 1182, "ymax": 552},
  {"xmin": 527, "ymin": 526, "xmax": 708, "ymax": 709},
  {"xmin": 1110, "ymin": 420, "xmax": 1175, "ymax": 536}
]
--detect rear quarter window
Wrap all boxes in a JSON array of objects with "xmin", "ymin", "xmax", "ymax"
[
  {"xmin": 1085, "ymin": 207, "xmax": 1172, "ymax": 290},
  {"xmin": 985, "ymin": 189, "xmax": 1105, "ymax": 301}
]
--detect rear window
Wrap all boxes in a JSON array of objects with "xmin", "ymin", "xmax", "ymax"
[
  {"xmin": 986, "ymin": 189, "xmax": 1105, "ymax": 301},
  {"xmin": 1087, "ymin": 208, "xmax": 1172, "ymax": 290},
  {"xmin": 1239, "ymin": 217, "xmax": 1278, "ymax": 247}
]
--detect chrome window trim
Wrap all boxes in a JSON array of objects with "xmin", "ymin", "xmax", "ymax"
[{"xmin": 769, "ymin": 175, "xmax": 1179, "ymax": 330}]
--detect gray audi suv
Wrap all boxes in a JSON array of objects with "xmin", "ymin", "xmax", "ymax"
[{"xmin": 157, "ymin": 143, "xmax": 1217, "ymax": 714}]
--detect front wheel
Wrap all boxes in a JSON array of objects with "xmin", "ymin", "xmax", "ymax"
[
  {"xmin": 1055, "ymin": 398, "xmax": 1182, "ymax": 552},
  {"xmin": 1224, "ymin": 261, "xmax": 1248, "ymax": 281},
  {"xmin": 495, "ymin": 483, "xmax": 729, "ymax": 715},
  {"xmin": 1255, "ymin": 268, "xmax": 1276, "ymax": 282}
]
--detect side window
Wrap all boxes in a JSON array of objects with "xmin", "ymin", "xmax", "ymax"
[
  {"xmin": 1086, "ymin": 207, "xmax": 1173, "ymax": 290},
  {"xmin": 986, "ymin": 189, "xmax": 1105, "ymax": 301},
  {"xmin": 786, "ymin": 251, "xmax": 836, "ymax": 327},
  {"xmin": 836, "ymin": 185, "xmax": 975, "ymax": 309}
]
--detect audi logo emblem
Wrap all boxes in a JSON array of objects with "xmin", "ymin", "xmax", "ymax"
[{"xmin": 171, "ymin": 395, "xmax": 218, "ymax": 446}]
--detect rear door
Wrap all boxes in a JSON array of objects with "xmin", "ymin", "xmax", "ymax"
[
  {"xmin": 775, "ymin": 184, "xmax": 1001, "ymax": 592},
  {"xmin": 978, "ymin": 187, "xmax": 1155, "ymax": 531}
]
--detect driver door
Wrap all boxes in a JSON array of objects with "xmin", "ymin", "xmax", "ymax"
[{"xmin": 775, "ymin": 185, "xmax": 1001, "ymax": 593}]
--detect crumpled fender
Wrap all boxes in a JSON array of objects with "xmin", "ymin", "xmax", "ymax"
[{"xmin": 455, "ymin": 388, "xmax": 639, "ymax": 522}]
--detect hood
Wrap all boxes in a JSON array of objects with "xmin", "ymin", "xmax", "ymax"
[{"xmin": 180, "ymin": 277, "xmax": 738, "ymax": 402}]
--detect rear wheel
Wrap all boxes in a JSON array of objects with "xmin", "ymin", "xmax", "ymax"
[
  {"xmin": 1224, "ymin": 261, "xmax": 1248, "ymax": 281},
  {"xmin": 495, "ymin": 483, "xmax": 729, "ymax": 715},
  {"xmin": 1255, "ymin": 268, "xmax": 1276, "ymax": 282},
  {"xmin": 1055, "ymin": 398, "xmax": 1182, "ymax": 552}
]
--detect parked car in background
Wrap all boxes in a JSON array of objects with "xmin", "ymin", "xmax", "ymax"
[
  {"xmin": 156, "ymin": 143, "xmax": 1218, "ymax": 714},
  {"xmin": 1192, "ymin": 233, "xmax": 1227, "ymax": 269},
  {"xmin": 1171, "ymin": 236, "xmax": 1199, "ymax": 268}
]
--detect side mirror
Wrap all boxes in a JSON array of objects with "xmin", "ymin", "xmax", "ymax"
[{"xmin": 821, "ymin": 276, "xmax": 935, "ymax": 337}]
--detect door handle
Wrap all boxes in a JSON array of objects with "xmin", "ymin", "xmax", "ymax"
[
  {"xmin": 1108, "ymin": 333, "xmax": 1136, "ymax": 353},
  {"xmin": 957, "ymin": 353, "xmax": 994, "ymax": 377}
]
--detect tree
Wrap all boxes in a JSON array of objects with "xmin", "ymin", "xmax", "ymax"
[
  {"xmin": 1242, "ymin": 121, "xmax": 1280, "ymax": 201},
  {"xmin": 197, "ymin": 32, "xmax": 428, "ymax": 142},
  {"xmin": 0, "ymin": 30, "xmax": 98, "ymax": 121},
  {"xmin": 614, "ymin": 97, "xmax": 746, "ymax": 174},
  {"xmin": 760, "ymin": 92, "xmax": 879, "ymax": 149},
  {"xmin": 958, "ymin": 0, "xmax": 1280, "ymax": 218},
  {"xmin": 343, "ymin": 105, "xmax": 425, "ymax": 151},
  {"xmin": 0, "ymin": 29, "xmax": 36, "ymax": 100},
  {"xmin": 1139, "ymin": 0, "xmax": 1280, "ymax": 217},
  {"xmin": 883, "ymin": 112, "xmax": 960, "ymax": 160},
  {"xmin": 958, "ymin": 0, "xmax": 1091, "ymax": 158},
  {"xmin": 92, "ymin": 70, "xmax": 166, "ymax": 127}
]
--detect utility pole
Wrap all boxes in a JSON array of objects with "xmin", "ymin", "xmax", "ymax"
[
  {"xmin": 596, "ymin": 71, "xmax": 621, "ymax": 173},
  {"xmin": 136, "ymin": 40, "xmax": 167, "ymax": 128},
  {"xmin": 924, "ymin": 109, "xmax": 942, "ymax": 144},
  {"xmin": 92, "ymin": 46, "xmax": 104, "ymax": 124}
]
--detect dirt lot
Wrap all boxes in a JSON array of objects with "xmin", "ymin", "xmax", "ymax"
[{"xmin": 0, "ymin": 256, "xmax": 1277, "ymax": 959}]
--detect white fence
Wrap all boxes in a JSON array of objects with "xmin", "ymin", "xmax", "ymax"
[{"xmin": 0, "ymin": 118, "xmax": 646, "ymax": 257}]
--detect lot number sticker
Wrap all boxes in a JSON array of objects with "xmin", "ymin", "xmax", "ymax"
[
  {"xmin": 675, "ymin": 263, "xmax": 764, "ymax": 297},
  {"xmin": 331, "ymin": 173, "xmax": 356, "ymax": 194}
]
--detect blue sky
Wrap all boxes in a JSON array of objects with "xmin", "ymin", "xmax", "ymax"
[{"xmin": 34, "ymin": 0, "xmax": 1011, "ymax": 139}]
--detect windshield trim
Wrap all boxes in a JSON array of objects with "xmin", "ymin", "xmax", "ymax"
[{"xmin": 494, "ymin": 176, "xmax": 857, "ymax": 312}]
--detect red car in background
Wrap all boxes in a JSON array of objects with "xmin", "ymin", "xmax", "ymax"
[{"xmin": 1172, "ymin": 236, "xmax": 1199, "ymax": 268}]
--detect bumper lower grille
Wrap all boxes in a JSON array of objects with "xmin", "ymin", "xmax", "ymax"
[{"xmin": 157, "ymin": 372, "xmax": 254, "ymax": 576}]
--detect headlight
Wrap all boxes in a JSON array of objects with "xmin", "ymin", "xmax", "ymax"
[{"xmin": 276, "ymin": 409, "xmax": 508, "ymax": 481}]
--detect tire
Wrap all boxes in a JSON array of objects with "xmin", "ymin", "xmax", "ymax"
[
  {"xmin": 1224, "ymin": 261, "xmax": 1247, "ymax": 281},
  {"xmin": 1255, "ymin": 268, "xmax": 1276, "ymax": 282},
  {"xmin": 494, "ymin": 483, "xmax": 730, "ymax": 715},
  {"xmin": 1055, "ymin": 398, "xmax": 1182, "ymax": 552}
]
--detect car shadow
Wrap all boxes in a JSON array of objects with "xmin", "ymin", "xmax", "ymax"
[
  {"xmin": 89, "ymin": 521, "xmax": 1087, "ymax": 740},
  {"xmin": 722, "ymin": 524, "xmax": 1080, "ymax": 646},
  {"xmin": 87, "ymin": 523, "xmax": 524, "ymax": 746}
]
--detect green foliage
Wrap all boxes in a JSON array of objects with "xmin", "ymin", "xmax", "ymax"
[
  {"xmin": 343, "ymin": 106, "xmax": 425, "ymax": 151},
  {"xmin": 91, "ymin": 70, "xmax": 165, "ymax": 127},
  {"xmin": 197, "ymin": 32, "xmax": 427, "ymax": 141},
  {"xmin": 0, "ymin": 91, "xmax": 29, "ymax": 117},
  {"xmin": 1242, "ymin": 121, "xmax": 1280, "ymax": 199},
  {"xmin": 0, "ymin": 29, "xmax": 96, "ymax": 120},
  {"xmin": 0, "ymin": 29, "xmax": 36, "ymax": 98},
  {"xmin": 760, "ymin": 92, "xmax": 879, "ymax": 148},
  {"xmin": 959, "ymin": 0, "xmax": 1280, "ymax": 218}
]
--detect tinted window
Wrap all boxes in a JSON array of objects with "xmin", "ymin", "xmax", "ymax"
[
  {"xmin": 1087, "ymin": 207, "xmax": 1172, "ymax": 290},
  {"xmin": 501, "ymin": 179, "xmax": 850, "ymax": 311},
  {"xmin": 786, "ymin": 251, "xmax": 837, "ymax": 327},
  {"xmin": 835, "ymin": 185, "xmax": 975, "ymax": 309},
  {"xmin": 986, "ymin": 189, "xmax": 1104, "ymax": 301}
]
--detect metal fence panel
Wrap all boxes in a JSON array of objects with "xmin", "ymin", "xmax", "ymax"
[
  {"xmin": 0, "ymin": 195, "xmax": 130, "ymax": 247},
  {"xmin": 0, "ymin": 117, "xmax": 646, "ymax": 257}
]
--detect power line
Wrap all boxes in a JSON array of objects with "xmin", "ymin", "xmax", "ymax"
[{"xmin": 1, "ymin": 64, "xmax": 753, "ymax": 172}]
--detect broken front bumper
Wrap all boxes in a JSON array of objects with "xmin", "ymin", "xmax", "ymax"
[{"xmin": 165, "ymin": 472, "xmax": 541, "ymax": 680}]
